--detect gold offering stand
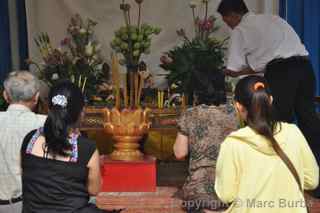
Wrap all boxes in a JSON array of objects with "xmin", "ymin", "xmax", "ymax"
[{"xmin": 81, "ymin": 107, "xmax": 182, "ymax": 161}]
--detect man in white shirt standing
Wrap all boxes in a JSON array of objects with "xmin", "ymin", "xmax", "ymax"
[
  {"xmin": 0, "ymin": 71, "xmax": 46, "ymax": 213},
  {"xmin": 217, "ymin": 0, "xmax": 320, "ymax": 197}
]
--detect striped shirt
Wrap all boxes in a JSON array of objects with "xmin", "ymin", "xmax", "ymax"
[{"xmin": 0, "ymin": 104, "xmax": 46, "ymax": 200}]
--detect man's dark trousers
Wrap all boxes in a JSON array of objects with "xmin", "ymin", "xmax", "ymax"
[{"xmin": 265, "ymin": 56, "xmax": 320, "ymax": 197}]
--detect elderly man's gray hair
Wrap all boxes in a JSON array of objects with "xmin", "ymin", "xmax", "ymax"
[{"xmin": 3, "ymin": 71, "xmax": 40, "ymax": 102}]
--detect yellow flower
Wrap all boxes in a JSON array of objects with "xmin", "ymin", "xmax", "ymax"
[{"xmin": 85, "ymin": 42, "xmax": 94, "ymax": 56}]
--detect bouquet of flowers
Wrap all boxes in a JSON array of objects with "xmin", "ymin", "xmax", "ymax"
[
  {"xmin": 160, "ymin": 0, "xmax": 228, "ymax": 105},
  {"xmin": 29, "ymin": 14, "xmax": 111, "ymax": 100},
  {"xmin": 110, "ymin": 0, "xmax": 161, "ymax": 108}
]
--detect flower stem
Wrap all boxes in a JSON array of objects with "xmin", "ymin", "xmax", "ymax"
[
  {"xmin": 123, "ymin": 11, "xmax": 129, "ymax": 27},
  {"xmin": 138, "ymin": 4, "xmax": 141, "ymax": 30},
  {"xmin": 78, "ymin": 75, "xmax": 82, "ymax": 88},
  {"xmin": 82, "ymin": 77, "xmax": 87, "ymax": 93},
  {"xmin": 205, "ymin": 1, "xmax": 208, "ymax": 21},
  {"xmin": 128, "ymin": 10, "xmax": 131, "ymax": 25},
  {"xmin": 192, "ymin": 8, "xmax": 197, "ymax": 37},
  {"xmin": 202, "ymin": 1, "xmax": 208, "ymax": 40}
]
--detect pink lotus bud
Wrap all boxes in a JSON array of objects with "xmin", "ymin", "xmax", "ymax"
[{"xmin": 60, "ymin": 37, "xmax": 71, "ymax": 46}]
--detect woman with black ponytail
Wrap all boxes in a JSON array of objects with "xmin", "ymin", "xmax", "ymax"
[
  {"xmin": 20, "ymin": 81, "xmax": 119, "ymax": 213},
  {"xmin": 209, "ymin": 76, "xmax": 319, "ymax": 213}
]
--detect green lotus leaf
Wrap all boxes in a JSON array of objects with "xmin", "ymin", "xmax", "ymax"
[
  {"xmin": 136, "ymin": 35, "xmax": 143, "ymax": 42},
  {"xmin": 133, "ymin": 42, "xmax": 141, "ymax": 49},
  {"xmin": 131, "ymin": 33, "xmax": 138, "ymax": 40},
  {"xmin": 120, "ymin": 42, "xmax": 129, "ymax": 50},
  {"xmin": 121, "ymin": 33, "xmax": 129, "ymax": 40}
]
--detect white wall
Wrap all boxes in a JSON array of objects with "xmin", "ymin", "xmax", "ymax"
[{"xmin": 25, "ymin": 0, "xmax": 279, "ymax": 87}]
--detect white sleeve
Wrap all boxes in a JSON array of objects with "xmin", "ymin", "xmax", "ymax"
[{"xmin": 226, "ymin": 29, "xmax": 247, "ymax": 72}]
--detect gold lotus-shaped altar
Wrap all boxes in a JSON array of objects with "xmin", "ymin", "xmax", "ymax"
[{"xmin": 104, "ymin": 108, "xmax": 151, "ymax": 161}]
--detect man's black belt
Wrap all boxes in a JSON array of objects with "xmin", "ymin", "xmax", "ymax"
[
  {"xmin": 268, "ymin": 55, "xmax": 309, "ymax": 66},
  {"xmin": 0, "ymin": 196, "xmax": 22, "ymax": 205}
]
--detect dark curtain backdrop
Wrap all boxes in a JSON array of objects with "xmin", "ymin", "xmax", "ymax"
[
  {"xmin": 0, "ymin": 0, "xmax": 12, "ymax": 82},
  {"xmin": 280, "ymin": 0, "xmax": 320, "ymax": 95},
  {"xmin": 0, "ymin": 0, "xmax": 29, "ymax": 83},
  {"xmin": 17, "ymin": 0, "xmax": 29, "ymax": 70}
]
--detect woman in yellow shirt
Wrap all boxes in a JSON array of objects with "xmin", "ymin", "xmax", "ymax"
[{"xmin": 211, "ymin": 76, "xmax": 319, "ymax": 213}]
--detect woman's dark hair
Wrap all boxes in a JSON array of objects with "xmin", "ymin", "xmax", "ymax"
[
  {"xmin": 234, "ymin": 76, "xmax": 280, "ymax": 147},
  {"xmin": 44, "ymin": 80, "xmax": 84, "ymax": 157},
  {"xmin": 217, "ymin": 0, "xmax": 249, "ymax": 16}
]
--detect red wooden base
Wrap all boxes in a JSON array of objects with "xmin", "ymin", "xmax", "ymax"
[{"xmin": 100, "ymin": 155, "xmax": 156, "ymax": 192}]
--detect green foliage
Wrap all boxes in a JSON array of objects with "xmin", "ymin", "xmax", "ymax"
[
  {"xmin": 160, "ymin": 1, "xmax": 229, "ymax": 105},
  {"xmin": 160, "ymin": 37, "xmax": 228, "ymax": 104},
  {"xmin": 0, "ymin": 87, "xmax": 8, "ymax": 111},
  {"xmin": 111, "ymin": 0, "xmax": 161, "ymax": 67},
  {"xmin": 111, "ymin": 25, "xmax": 161, "ymax": 66}
]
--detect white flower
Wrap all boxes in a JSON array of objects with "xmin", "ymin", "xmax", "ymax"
[
  {"xmin": 79, "ymin": 28, "xmax": 87, "ymax": 34},
  {"xmin": 171, "ymin": 83, "xmax": 178, "ymax": 89},
  {"xmin": 52, "ymin": 73, "xmax": 59, "ymax": 80},
  {"xmin": 85, "ymin": 42, "xmax": 94, "ymax": 56}
]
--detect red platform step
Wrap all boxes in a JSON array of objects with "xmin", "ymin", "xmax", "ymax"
[
  {"xmin": 96, "ymin": 187, "xmax": 185, "ymax": 213},
  {"xmin": 101, "ymin": 155, "xmax": 156, "ymax": 192}
]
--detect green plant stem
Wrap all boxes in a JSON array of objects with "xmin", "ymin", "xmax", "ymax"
[
  {"xmin": 192, "ymin": 8, "xmax": 197, "ymax": 37},
  {"xmin": 128, "ymin": 10, "xmax": 131, "ymax": 25},
  {"xmin": 123, "ymin": 11, "xmax": 129, "ymax": 27},
  {"xmin": 205, "ymin": 1, "xmax": 208, "ymax": 21},
  {"xmin": 82, "ymin": 77, "xmax": 87, "ymax": 93},
  {"xmin": 138, "ymin": 4, "xmax": 141, "ymax": 30},
  {"xmin": 78, "ymin": 75, "xmax": 82, "ymax": 88},
  {"xmin": 85, "ymin": 22, "xmax": 90, "ymax": 45}
]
